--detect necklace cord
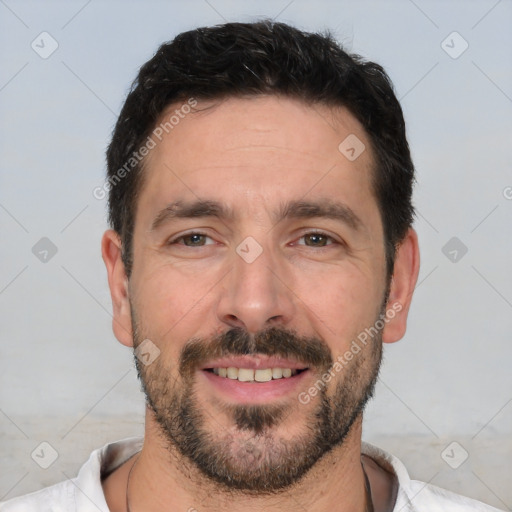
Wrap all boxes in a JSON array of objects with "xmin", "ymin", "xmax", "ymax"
[
  {"xmin": 362, "ymin": 461, "xmax": 375, "ymax": 512},
  {"xmin": 125, "ymin": 454, "xmax": 140, "ymax": 512}
]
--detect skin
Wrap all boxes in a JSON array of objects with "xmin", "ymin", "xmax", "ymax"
[{"xmin": 101, "ymin": 95, "xmax": 420, "ymax": 512}]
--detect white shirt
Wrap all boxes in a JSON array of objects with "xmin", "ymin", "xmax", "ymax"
[{"xmin": 0, "ymin": 437, "xmax": 504, "ymax": 511}]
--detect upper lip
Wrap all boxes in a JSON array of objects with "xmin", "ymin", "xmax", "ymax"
[{"xmin": 200, "ymin": 356, "xmax": 308, "ymax": 371}]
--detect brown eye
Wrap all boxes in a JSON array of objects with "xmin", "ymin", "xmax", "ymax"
[
  {"xmin": 301, "ymin": 233, "xmax": 333, "ymax": 247},
  {"xmin": 182, "ymin": 234, "xmax": 206, "ymax": 246},
  {"xmin": 172, "ymin": 233, "xmax": 213, "ymax": 246}
]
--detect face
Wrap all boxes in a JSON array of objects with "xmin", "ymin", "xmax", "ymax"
[{"xmin": 106, "ymin": 95, "xmax": 410, "ymax": 492}]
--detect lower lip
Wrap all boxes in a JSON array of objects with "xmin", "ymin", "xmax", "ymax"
[{"xmin": 200, "ymin": 369, "xmax": 310, "ymax": 403}]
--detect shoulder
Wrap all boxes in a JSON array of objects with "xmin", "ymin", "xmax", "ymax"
[
  {"xmin": 361, "ymin": 442, "xmax": 505, "ymax": 512},
  {"xmin": 404, "ymin": 480, "xmax": 505, "ymax": 511},
  {"xmin": 0, "ymin": 479, "xmax": 75, "ymax": 511},
  {"xmin": 0, "ymin": 437, "xmax": 143, "ymax": 512}
]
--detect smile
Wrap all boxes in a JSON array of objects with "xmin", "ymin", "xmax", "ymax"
[
  {"xmin": 199, "ymin": 356, "xmax": 311, "ymax": 402},
  {"xmin": 207, "ymin": 367, "xmax": 306, "ymax": 382}
]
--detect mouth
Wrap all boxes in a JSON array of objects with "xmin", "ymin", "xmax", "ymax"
[
  {"xmin": 205, "ymin": 366, "xmax": 306, "ymax": 381},
  {"xmin": 199, "ymin": 356, "xmax": 311, "ymax": 403}
]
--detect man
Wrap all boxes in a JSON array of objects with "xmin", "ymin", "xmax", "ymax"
[{"xmin": 1, "ymin": 20, "xmax": 503, "ymax": 512}]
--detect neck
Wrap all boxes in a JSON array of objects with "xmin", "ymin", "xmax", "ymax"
[{"xmin": 125, "ymin": 409, "xmax": 369, "ymax": 512}]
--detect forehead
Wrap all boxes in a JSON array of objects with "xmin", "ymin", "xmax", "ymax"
[{"xmin": 137, "ymin": 95, "xmax": 378, "ymax": 225}]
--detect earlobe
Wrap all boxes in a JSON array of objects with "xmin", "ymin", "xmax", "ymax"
[
  {"xmin": 382, "ymin": 228, "xmax": 420, "ymax": 344},
  {"xmin": 101, "ymin": 230, "xmax": 134, "ymax": 347}
]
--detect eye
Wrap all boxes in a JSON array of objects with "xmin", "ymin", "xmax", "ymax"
[
  {"xmin": 170, "ymin": 232, "xmax": 215, "ymax": 247},
  {"xmin": 297, "ymin": 232, "xmax": 335, "ymax": 247}
]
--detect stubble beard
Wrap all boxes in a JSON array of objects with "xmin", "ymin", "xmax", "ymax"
[{"xmin": 132, "ymin": 315, "xmax": 383, "ymax": 493}]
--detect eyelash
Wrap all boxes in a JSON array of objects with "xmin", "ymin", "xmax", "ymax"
[{"xmin": 168, "ymin": 231, "xmax": 339, "ymax": 248}]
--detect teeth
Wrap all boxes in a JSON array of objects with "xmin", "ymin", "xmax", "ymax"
[
  {"xmin": 227, "ymin": 367, "xmax": 238, "ymax": 379},
  {"xmin": 238, "ymin": 368, "xmax": 254, "ymax": 382},
  {"xmin": 211, "ymin": 367, "xmax": 302, "ymax": 381},
  {"xmin": 272, "ymin": 368, "xmax": 283, "ymax": 379},
  {"xmin": 254, "ymin": 369, "xmax": 272, "ymax": 382}
]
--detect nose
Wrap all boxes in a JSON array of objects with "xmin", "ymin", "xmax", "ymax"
[{"xmin": 215, "ymin": 243, "xmax": 296, "ymax": 333}]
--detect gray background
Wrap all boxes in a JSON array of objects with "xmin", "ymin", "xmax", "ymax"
[{"xmin": 1, "ymin": 0, "xmax": 511, "ymax": 509}]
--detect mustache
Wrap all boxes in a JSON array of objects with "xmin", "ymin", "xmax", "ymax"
[{"xmin": 179, "ymin": 326, "xmax": 333, "ymax": 378}]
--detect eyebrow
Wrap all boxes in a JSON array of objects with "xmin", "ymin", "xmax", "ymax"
[
  {"xmin": 150, "ymin": 200, "xmax": 233, "ymax": 231},
  {"xmin": 150, "ymin": 198, "xmax": 362, "ymax": 232},
  {"xmin": 278, "ymin": 200, "xmax": 362, "ymax": 231}
]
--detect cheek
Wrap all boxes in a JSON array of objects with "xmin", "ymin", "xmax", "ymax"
[
  {"xmin": 130, "ymin": 259, "xmax": 220, "ymax": 342},
  {"xmin": 291, "ymin": 264, "xmax": 383, "ymax": 346}
]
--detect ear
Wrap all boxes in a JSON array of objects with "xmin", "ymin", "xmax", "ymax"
[
  {"xmin": 101, "ymin": 229, "xmax": 133, "ymax": 347},
  {"xmin": 382, "ymin": 228, "xmax": 420, "ymax": 344}
]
